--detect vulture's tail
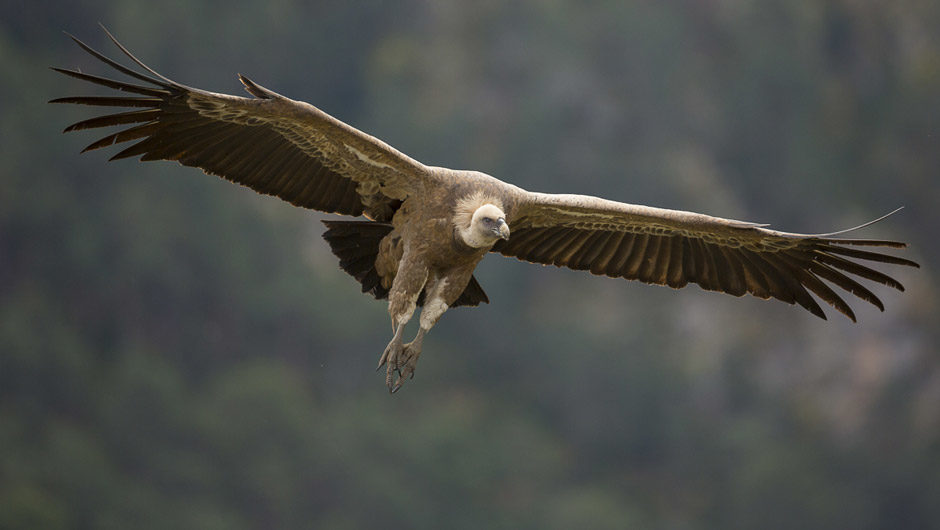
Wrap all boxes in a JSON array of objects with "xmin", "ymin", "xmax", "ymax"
[
  {"xmin": 322, "ymin": 220, "xmax": 393, "ymax": 301},
  {"xmin": 321, "ymin": 220, "xmax": 489, "ymax": 307}
]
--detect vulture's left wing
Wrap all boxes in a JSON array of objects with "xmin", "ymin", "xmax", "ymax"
[
  {"xmin": 494, "ymin": 192, "xmax": 919, "ymax": 321},
  {"xmin": 51, "ymin": 29, "xmax": 431, "ymax": 222}
]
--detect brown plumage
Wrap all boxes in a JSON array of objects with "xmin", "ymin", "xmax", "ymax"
[{"xmin": 53, "ymin": 29, "xmax": 919, "ymax": 392}]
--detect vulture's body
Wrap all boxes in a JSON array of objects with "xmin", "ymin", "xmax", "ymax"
[{"xmin": 53, "ymin": 30, "xmax": 919, "ymax": 392}]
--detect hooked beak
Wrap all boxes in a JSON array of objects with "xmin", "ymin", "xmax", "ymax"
[{"xmin": 495, "ymin": 218, "xmax": 510, "ymax": 240}]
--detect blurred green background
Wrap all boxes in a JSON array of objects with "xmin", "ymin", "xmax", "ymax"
[{"xmin": 2, "ymin": 0, "xmax": 938, "ymax": 528}]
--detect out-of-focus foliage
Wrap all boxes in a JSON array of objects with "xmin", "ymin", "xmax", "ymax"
[{"xmin": 1, "ymin": 0, "xmax": 937, "ymax": 528}]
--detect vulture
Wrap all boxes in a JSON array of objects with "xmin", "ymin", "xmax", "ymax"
[{"xmin": 52, "ymin": 29, "xmax": 919, "ymax": 392}]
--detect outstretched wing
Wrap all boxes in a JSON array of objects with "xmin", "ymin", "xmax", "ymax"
[
  {"xmin": 51, "ymin": 28, "xmax": 430, "ymax": 222},
  {"xmin": 494, "ymin": 192, "xmax": 919, "ymax": 321}
]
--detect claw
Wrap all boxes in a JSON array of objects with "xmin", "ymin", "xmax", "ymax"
[
  {"xmin": 391, "ymin": 364, "xmax": 410, "ymax": 393},
  {"xmin": 379, "ymin": 336, "xmax": 403, "ymax": 389},
  {"xmin": 376, "ymin": 355, "xmax": 385, "ymax": 372},
  {"xmin": 385, "ymin": 360, "xmax": 403, "ymax": 393},
  {"xmin": 379, "ymin": 329, "xmax": 424, "ymax": 394},
  {"xmin": 391, "ymin": 341, "xmax": 421, "ymax": 391},
  {"xmin": 388, "ymin": 363, "xmax": 404, "ymax": 393}
]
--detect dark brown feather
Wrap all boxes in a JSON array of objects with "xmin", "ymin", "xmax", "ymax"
[
  {"xmin": 777, "ymin": 253, "xmax": 856, "ymax": 321},
  {"xmin": 569, "ymin": 231, "xmax": 609, "ymax": 270},
  {"xmin": 50, "ymin": 96, "xmax": 163, "ymax": 107},
  {"xmin": 590, "ymin": 232, "xmax": 625, "ymax": 275},
  {"xmin": 812, "ymin": 252, "xmax": 905, "ymax": 291},
  {"xmin": 541, "ymin": 229, "xmax": 586, "ymax": 264},
  {"xmin": 807, "ymin": 261, "xmax": 884, "ymax": 311},
  {"xmin": 622, "ymin": 234, "xmax": 650, "ymax": 279},
  {"xmin": 716, "ymin": 246, "xmax": 747, "ymax": 296},
  {"xmin": 728, "ymin": 247, "xmax": 771, "ymax": 299},
  {"xmin": 50, "ymin": 67, "xmax": 167, "ymax": 97},
  {"xmin": 765, "ymin": 257, "xmax": 826, "ymax": 319},
  {"xmin": 81, "ymin": 122, "xmax": 161, "ymax": 152},
  {"xmin": 820, "ymin": 244, "xmax": 919, "ymax": 267},
  {"xmin": 738, "ymin": 249, "xmax": 797, "ymax": 304},
  {"xmin": 665, "ymin": 236, "xmax": 687, "ymax": 288},
  {"xmin": 64, "ymin": 109, "xmax": 161, "ymax": 132}
]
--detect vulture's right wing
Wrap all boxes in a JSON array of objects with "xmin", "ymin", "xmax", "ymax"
[
  {"xmin": 51, "ymin": 29, "xmax": 431, "ymax": 222},
  {"xmin": 494, "ymin": 192, "xmax": 919, "ymax": 321}
]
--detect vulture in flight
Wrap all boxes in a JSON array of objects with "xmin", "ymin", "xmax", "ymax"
[{"xmin": 52, "ymin": 29, "xmax": 919, "ymax": 392}]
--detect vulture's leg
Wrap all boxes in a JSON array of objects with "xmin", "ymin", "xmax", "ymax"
[
  {"xmin": 390, "ymin": 272, "xmax": 464, "ymax": 393},
  {"xmin": 377, "ymin": 259, "xmax": 427, "ymax": 391},
  {"xmin": 389, "ymin": 310, "xmax": 437, "ymax": 392}
]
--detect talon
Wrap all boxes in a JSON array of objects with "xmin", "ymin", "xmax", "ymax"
[
  {"xmin": 386, "ymin": 361, "xmax": 402, "ymax": 392},
  {"xmin": 390, "ymin": 366, "xmax": 407, "ymax": 393},
  {"xmin": 379, "ymin": 334, "xmax": 405, "ymax": 390},
  {"xmin": 394, "ymin": 342, "xmax": 420, "ymax": 384},
  {"xmin": 379, "ymin": 329, "xmax": 424, "ymax": 393},
  {"xmin": 376, "ymin": 348, "xmax": 392, "ymax": 371}
]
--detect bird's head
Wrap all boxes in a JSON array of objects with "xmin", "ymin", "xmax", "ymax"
[
  {"xmin": 458, "ymin": 203, "xmax": 510, "ymax": 248},
  {"xmin": 474, "ymin": 203, "xmax": 510, "ymax": 240}
]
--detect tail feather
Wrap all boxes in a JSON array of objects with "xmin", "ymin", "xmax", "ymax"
[
  {"xmin": 321, "ymin": 220, "xmax": 489, "ymax": 307},
  {"xmin": 322, "ymin": 220, "xmax": 393, "ymax": 300}
]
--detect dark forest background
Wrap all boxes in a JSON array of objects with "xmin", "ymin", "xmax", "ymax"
[{"xmin": 1, "ymin": 1, "xmax": 938, "ymax": 528}]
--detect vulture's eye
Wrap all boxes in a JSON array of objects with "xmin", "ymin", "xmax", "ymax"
[{"xmin": 482, "ymin": 217, "xmax": 493, "ymax": 224}]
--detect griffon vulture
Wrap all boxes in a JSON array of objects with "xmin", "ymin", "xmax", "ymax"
[{"xmin": 52, "ymin": 30, "xmax": 919, "ymax": 392}]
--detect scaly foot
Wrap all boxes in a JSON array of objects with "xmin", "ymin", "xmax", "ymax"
[
  {"xmin": 377, "ymin": 337, "xmax": 403, "ymax": 391},
  {"xmin": 389, "ymin": 341, "xmax": 422, "ymax": 393}
]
